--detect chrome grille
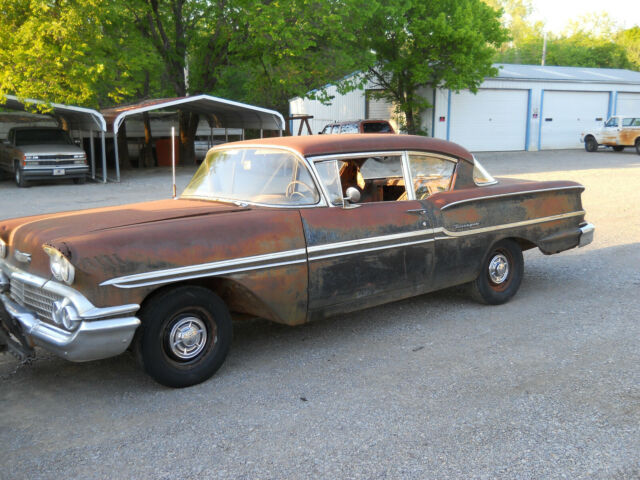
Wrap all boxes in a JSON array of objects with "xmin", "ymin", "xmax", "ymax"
[
  {"xmin": 36, "ymin": 154, "xmax": 75, "ymax": 160},
  {"xmin": 10, "ymin": 278, "xmax": 62, "ymax": 322}
]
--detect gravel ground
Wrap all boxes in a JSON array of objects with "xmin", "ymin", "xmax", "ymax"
[{"xmin": 1, "ymin": 148, "xmax": 639, "ymax": 479}]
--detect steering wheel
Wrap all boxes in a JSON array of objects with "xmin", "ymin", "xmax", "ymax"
[{"xmin": 285, "ymin": 180, "xmax": 315, "ymax": 201}]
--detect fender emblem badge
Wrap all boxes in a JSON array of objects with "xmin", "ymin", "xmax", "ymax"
[{"xmin": 14, "ymin": 250, "xmax": 31, "ymax": 264}]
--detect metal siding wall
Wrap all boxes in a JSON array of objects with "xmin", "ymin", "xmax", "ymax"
[{"xmin": 616, "ymin": 92, "xmax": 640, "ymax": 115}]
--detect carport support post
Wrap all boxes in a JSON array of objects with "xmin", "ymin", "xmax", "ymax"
[
  {"xmin": 113, "ymin": 134, "xmax": 121, "ymax": 182},
  {"xmin": 89, "ymin": 130, "xmax": 96, "ymax": 180},
  {"xmin": 100, "ymin": 132, "xmax": 107, "ymax": 183}
]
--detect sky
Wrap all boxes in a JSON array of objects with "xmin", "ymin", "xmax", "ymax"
[{"xmin": 530, "ymin": 0, "xmax": 640, "ymax": 33}]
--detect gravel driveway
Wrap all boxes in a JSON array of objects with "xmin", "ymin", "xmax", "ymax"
[{"xmin": 1, "ymin": 149, "xmax": 639, "ymax": 479}]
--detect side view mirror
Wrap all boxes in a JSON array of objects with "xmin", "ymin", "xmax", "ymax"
[{"xmin": 344, "ymin": 186, "xmax": 361, "ymax": 204}]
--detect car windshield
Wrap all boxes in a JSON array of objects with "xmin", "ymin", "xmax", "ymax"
[
  {"xmin": 14, "ymin": 129, "xmax": 72, "ymax": 146},
  {"xmin": 181, "ymin": 148, "xmax": 321, "ymax": 206}
]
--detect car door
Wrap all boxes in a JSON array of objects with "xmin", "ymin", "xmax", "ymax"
[{"xmin": 301, "ymin": 153, "xmax": 435, "ymax": 320}]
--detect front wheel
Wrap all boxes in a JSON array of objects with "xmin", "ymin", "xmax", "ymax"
[
  {"xmin": 584, "ymin": 136, "xmax": 598, "ymax": 152},
  {"xmin": 14, "ymin": 162, "xmax": 27, "ymax": 188},
  {"xmin": 469, "ymin": 239, "xmax": 524, "ymax": 305},
  {"xmin": 136, "ymin": 286, "xmax": 232, "ymax": 388}
]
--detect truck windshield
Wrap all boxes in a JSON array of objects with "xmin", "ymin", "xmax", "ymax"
[
  {"xmin": 604, "ymin": 118, "xmax": 618, "ymax": 128},
  {"xmin": 14, "ymin": 129, "xmax": 72, "ymax": 146}
]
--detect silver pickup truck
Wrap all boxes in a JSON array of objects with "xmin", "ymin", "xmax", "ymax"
[{"xmin": 0, "ymin": 127, "xmax": 89, "ymax": 187}]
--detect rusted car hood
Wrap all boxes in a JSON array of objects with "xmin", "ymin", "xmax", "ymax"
[{"xmin": 0, "ymin": 198, "xmax": 248, "ymax": 275}]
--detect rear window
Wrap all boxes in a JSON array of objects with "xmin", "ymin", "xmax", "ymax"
[
  {"xmin": 340, "ymin": 123, "xmax": 359, "ymax": 134},
  {"xmin": 362, "ymin": 122, "xmax": 393, "ymax": 133}
]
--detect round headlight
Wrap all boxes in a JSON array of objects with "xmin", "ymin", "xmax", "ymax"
[
  {"xmin": 43, "ymin": 245, "xmax": 75, "ymax": 285},
  {"xmin": 0, "ymin": 238, "xmax": 6, "ymax": 258}
]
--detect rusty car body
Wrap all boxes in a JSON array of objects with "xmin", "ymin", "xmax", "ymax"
[
  {"xmin": 0, "ymin": 135, "xmax": 594, "ymax": 387},
  {"xmin": 581, "ymin": 115, "xmax": 640, "ymax": 153}
]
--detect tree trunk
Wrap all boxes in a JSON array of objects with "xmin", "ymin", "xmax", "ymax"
[
  {"xmin": 117, "ymin": 121, "xmax": 131, "ymax": 170},
  {"xmin": 178, "ymin": 111, "xmax": 199, "ymax": 165},
  {"xmin": 142, "ymin": 112, "xmax": 154, "ymax": 168},
  {"xmin": 404, "ymin": 108, "xmax": 416, "ymax": 135}
]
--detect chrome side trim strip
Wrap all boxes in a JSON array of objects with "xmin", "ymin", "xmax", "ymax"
[
  {"xmin": 100, "ymin": 210, "xmax": 585, "ymax": 288},
  {"xmin": 436, "ymin": 211, "xmax": 585, "ymax": 238},
  {"xmin": 307, "ymin": 229, "xmax": 433, "ymax": 253},
  {"xmin": 439, "ymin": 186, "xmax": 584, "ymax": 210},
  {"xmin": 309, "ymin": 237, "xmax": 434, "ymax": 261},
  {"xmin": 101, "ymin": 248, "xmax": 308, "ymax": 288}
]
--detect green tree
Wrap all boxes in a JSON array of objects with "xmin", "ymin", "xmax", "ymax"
[
  {"xmin": 0, "ymin": 0, "xmax": 161, "ymax": 108},
  {"xmin": 617, "ymin": 27, "xmax": 640, "ymax": 70},
  {"xmin": 357, "ymin": 0, "xmax": 508, "ymax": 134}
]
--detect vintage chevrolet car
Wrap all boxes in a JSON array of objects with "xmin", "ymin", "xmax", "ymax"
[{"xmin": 0, "ymin": 135, "xmax": 594, "ymax": 387}]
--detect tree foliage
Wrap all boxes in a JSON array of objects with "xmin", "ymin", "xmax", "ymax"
[
  {"xmin": 358, "ymin": 0, "xmax": 509, "ymax": 134},
  {"xmin": 0, "ymin": 0, "xmax": 163, "ymax": 109}
]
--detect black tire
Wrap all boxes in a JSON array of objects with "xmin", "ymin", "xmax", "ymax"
[
  {"xmin": 612, "ymin": 146, "xmax": 624, "ymax": 152},
  {"xmin": 14, "ymin": 163, "xmax": 27, "ymax": 188},
  {"xmin": 469, "ymin": 239, "xmax": 524, "ymax": 305},
  {"xmin": 136, "ymin": 286, "xmax": 232, "ymax": 388},
  {"xmin": 635, "ymin": 138, "xmax": 640, "ymax": 155},
  {"xmin": 73, "ymin": 176, "xmax": 86, "ymax": 185},
  {"xmin": 584, "ymin": 136, "xmax": 598, "ymax": 152}
]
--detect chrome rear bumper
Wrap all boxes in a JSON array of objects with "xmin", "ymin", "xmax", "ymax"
[{"xmin": 578, "ymin": 223, "xmax": 595, "ymax": 247}]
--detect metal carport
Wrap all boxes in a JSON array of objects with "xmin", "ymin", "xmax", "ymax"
[
  {"xmin": 101, "ymin": 94, "xmax": 286, "ymax": 182},
  {"xmin": 1, "ymin": 95, "xmax": 108, "ymax": 182}
]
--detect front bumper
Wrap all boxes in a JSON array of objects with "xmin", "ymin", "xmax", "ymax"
[
  {"xmin": 0, "ymin": 267, "xmax": 140, "ymax": 362},
  {"xmin": 22, "ymin": 165, "xmax": 89, "ymax": 180}
]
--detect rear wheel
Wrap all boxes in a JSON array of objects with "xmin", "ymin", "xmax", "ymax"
[
  {"xmin": 469, "ymin": 239, "xmax": 524, "ymax": 305},
  {"xmin": 584, "ymin": 136, "xmax": 598, "ymax": 152},
  {"xmin": 635, "ymin": 138, "xmax": 640, "ymax": 155},
  {"xmin": 612, "ymin": 146, "xmax": 624, "ymax": 152},
  {"xmin": 136, "ymin": 286, "xmax": 232, "ymax": 388}
]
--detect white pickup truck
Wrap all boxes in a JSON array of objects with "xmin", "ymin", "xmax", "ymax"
[
  {"xmin": 581, "ymin": 116, "xmax": 640, "ymax": 154},
  {"xmin": 0, "ymin": 127, "xmax": 89, "ymax": 187}
]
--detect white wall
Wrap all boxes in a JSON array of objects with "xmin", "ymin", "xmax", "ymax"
[{"xmin": 290, "ymin": 75, "xmax": 640, "ymax": 151}]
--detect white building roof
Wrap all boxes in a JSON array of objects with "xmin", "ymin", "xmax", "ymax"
[{"xmin": 494, "ymin": 64, "xmax": 640, "ymax": 84}]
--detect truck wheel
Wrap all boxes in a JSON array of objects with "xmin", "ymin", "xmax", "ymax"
[
  {"xmin": 584, "ymin": 136, "xmax": 598, "ymax": 152},
  {"xmin": 612, "ymin": 146, "xmax": 624, "ymax": 152},
  {"xmin": 635, "ymin": 138, "xmax": 640, "ymax": 155},
  {"xmin": 469, "ymin": 239, "xmax": 524, "ymax": 305},
  {"xmin": 14, "ymin": 163, "xmax": 27, "ymax": 188},
  {"xmin": 136, "ymin": 286, "xmax": 232, "ymax": 388},
  {"xmin": 73, "ymin": 176, "xmax": 86, "ymax": 185}
]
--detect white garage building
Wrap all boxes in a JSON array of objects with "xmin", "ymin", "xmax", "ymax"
[{"xmin": 289, "ymin": 64, "xmax": 640, "ymax": 151}]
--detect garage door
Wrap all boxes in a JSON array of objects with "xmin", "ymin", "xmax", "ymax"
[
  {"xmin": 540, "ymin": 90, "xmax": 609, "ymax": 149},
  {"xmin": 616, "ymin": 92, "xmax": 640, "ymax": 116},
  {"xmin": 449, "ymin": 89, "xmax": 529, "ymax": 151},
  {"xmin": 366, "ymin": 90, "xmax": 394, "ymax": 120}
]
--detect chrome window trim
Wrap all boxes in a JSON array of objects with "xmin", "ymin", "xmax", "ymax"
[
  {"xmin": 439, "ymin": 186, "xmax": 585, "ymax": 210},
  {"xmin": 401, "ymin": 151, "xmax": 416, "ymax": 201},
  {"xmin": 188, "ymin": 144, "xmax": 329, "ymax": 208}
]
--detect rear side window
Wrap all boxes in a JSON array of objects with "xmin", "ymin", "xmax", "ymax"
[
  {"xmin": 340, "ymin": 123, "xmax": 359, "ymax": 134},
  {"xmin": 363, "ymin": 122, "xmax": 393, "ymax": 133},
  {"xmin": 408, "ymin": 154, "xmax": 456, "ymax": 199}
]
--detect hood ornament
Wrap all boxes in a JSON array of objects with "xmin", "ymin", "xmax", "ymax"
[{"xmin": 14, "ymin": 250, "xmax": 31, "ymax": 264}]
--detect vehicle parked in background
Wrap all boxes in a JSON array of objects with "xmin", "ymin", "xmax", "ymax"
[
  {"xmin": 319, "ymin": 119, "xmax": 395, "ymax": 135},
  {"xmin": 581, "ymin": 116, "xmax": 640, "ymax": 154},
  {"xmin": 0, "ymin": 134, "xmax": 593, "ymax": 388},
  {"xmin": 0, "ymin": 127, "xmax": 89, "ymax": 187}
]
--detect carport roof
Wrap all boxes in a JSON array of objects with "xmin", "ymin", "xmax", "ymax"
[
  {"xmin": 0, "ymin": 95, "xmax": 106, "ymax": 132},
  {"xmin": 494, "ymin": 64, "xmax": 640, "ymax": 84},
  {"xmin": 101, "ymin": 94, "xmax": 285, "ymax": 134}
]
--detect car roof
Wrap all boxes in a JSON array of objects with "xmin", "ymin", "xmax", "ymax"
[{"xmin": 216, "ymin": 134, "xmax": 474, "ymax": 163}]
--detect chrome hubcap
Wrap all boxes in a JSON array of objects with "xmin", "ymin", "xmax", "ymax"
[
  {"xmin": 168, "ymin": 316, "xmax": 207, "ymax": 360},
  {"xmin": 488, "ymin": 254, "xmax": 509, "ymax": 284}
]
